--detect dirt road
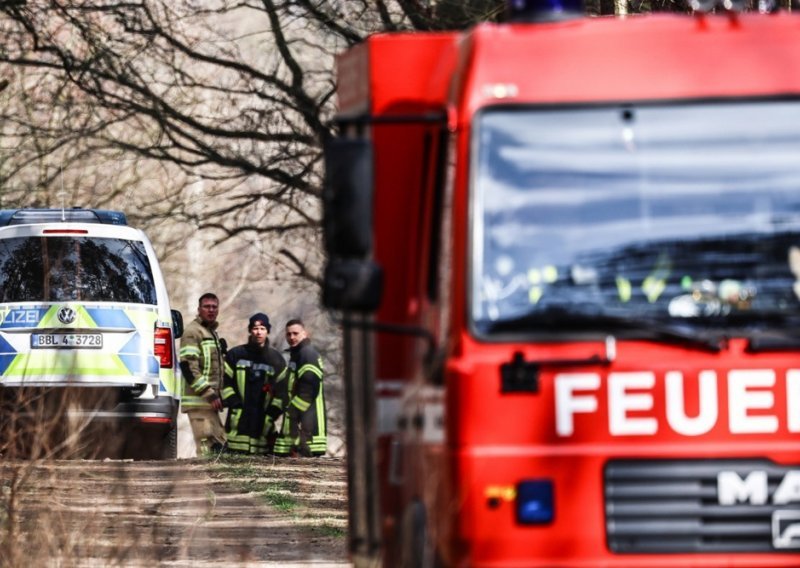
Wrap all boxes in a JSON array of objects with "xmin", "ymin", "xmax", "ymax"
[
  {"xmin": 0, "ymin": 454, "xmax": 350, "ymax": 567},
  {"xmin": 0, "ymin": 381, "xmax": 351, "ymax": 567}
]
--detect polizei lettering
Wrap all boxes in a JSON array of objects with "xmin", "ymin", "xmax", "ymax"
[
  {"xmin": 554, "ymin": 369, "xmax": 800, "ymax": 436},
  {"xmin": 0, "ymin": 309, "xmax": 40, "ymax": 325}
]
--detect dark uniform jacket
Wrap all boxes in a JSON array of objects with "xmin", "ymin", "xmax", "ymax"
[
  {"xmin": 287, "ymin": 338, "xmax": 324, "ymax": 411},
  {"xmin": 273, "ymin": 337, "xmax": 327, "ymax": 456},
  {"xmin": 221, "ymin": 340, "xmax": 286, "ymax": 452}
]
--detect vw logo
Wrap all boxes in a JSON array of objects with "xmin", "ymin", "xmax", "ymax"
[{"xmin": 57, "ymin": 306, "xmax": 77, "ymax": 324}]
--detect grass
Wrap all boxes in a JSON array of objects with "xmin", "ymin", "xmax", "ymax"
[
  {"xmin": 208, "ymin": 452, "xmax": 347, "ymax": 539},
  {"xmin": 262, "ymin": 479, "xmax": 300, "ymax": 511},
  {"xmin": 209, "ymin": 453, "xmax": 300, "ymax": 513},
  {"xmin": 316, "ymin": 522, "xmax": 346, "ymax": 538}
]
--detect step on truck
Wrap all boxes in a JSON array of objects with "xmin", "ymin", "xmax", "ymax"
[
  {"xmin": 0, "ymin": 208, "xmax": 183, "ymax": 460},
  {"xmin": 322, "ymin": 0, "xmax": 800, "ymax": 566}
]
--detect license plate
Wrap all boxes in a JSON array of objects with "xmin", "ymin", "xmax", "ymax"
[{"xmin": 31, "ymin": 333, "xmax": 103, "ymax": 349}]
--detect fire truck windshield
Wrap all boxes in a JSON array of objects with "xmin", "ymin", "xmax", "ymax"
[{"xmin": 472, "ymin": 100, "xmax": 800, "ymax": 338}]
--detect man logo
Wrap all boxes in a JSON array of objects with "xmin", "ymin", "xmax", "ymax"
[
  {"xmin": 718, "ymin": 470, "xmax": 800, "ymax": 549},
  {"xmin": 57, "ymin": 306, "xmax": 76, "ymax": 325},
  {"xmin": 718, "ymin": 471, "xmax": 800, "ymax": 506},
  {"xmin": 773, "ymin": 510, "xmax": 800, "ymax": 549}
]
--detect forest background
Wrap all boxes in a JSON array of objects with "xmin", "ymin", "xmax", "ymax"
[{"xmin": 0, "ymin": 0, "xmax": 787, "ymax": 454}]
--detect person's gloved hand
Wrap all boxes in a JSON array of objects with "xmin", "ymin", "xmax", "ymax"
[
  {"xmin": 262, "ymin": 416, "xmax": 274, "ymax": 438},
  {"xmin": 222, "ymin": 395, "xmax": 243, "ymax": 410},
  {"xmin": 202, "ymin": 388, "xmax": 223, "ymax": 411}
]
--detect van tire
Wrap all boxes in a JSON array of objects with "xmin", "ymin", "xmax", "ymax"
[
  {"xmin": 160, "ymin": 420, "xmax": 178, "ymax": 460},
  {"xmin": 122, "ymin": 420, "xmax": 177, "ymax": 460}
]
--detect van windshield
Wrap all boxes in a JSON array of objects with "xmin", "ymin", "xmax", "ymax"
[
  {"xmin": 472, "ymin": 101, "xmax": 800, "ymax": 337},
  {"xmin": 0, "ymin": 236, "xmax": 157, "ymax": 304}
]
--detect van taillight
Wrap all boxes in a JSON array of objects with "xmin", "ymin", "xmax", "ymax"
[{"xmin": 154, "ymin": 326, "xmax": 173, "ymax": 368}]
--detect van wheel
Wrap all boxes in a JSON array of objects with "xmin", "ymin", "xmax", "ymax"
[
  {"xmin": 160, "ymin": 420, "xmax": 178, "ymax": 460},
  {"xmin": 123, "ymin": 421, "xmax": 177, "ymax": 460}
]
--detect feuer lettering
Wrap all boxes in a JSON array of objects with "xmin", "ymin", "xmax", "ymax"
[
  {"xmin": 728, "ymin": 370, "xmax": 777, "ymax": 434},
  {"xmin": 555, "ymin": 370, "xmax": 800, "ymax": 437},
  {"xmin": 555, "ymin": 373, "xmax": 599, "ymax": 436},
  {"xmin": 665, "ymin": 370, "xmax": 718, "ymax": 436},
  {"xmin": 788, "ymin": 371, "xmax": 800, "ymax": 433},
  {"xmin": 609, "ymin": 372, "xmax": 656, "ymax": 436}
]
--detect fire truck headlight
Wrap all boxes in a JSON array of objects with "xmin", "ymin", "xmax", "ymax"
[{"xmin": 516, "ymin": 480, "xmax": 554, "ymax": 524}]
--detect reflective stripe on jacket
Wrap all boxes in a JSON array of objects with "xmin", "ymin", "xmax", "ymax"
[
  {"xmin": 179, "ymin": 317, "xmax": 224, "ymax": 410},
  {"xmin": 221, "ymin": 341, "xmax": 287, "ymax": 453}
]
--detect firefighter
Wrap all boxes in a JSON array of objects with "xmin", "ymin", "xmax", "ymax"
[
  {"xmin": 179, "ymin": 292, "xmax": 227, "ymax": 456},
  {"xmin": 221, "ymin": 312, "xmax": 287, "ymax": 455},
  {"xmin": 273, "ymin": 319, "xmax": 327, "ymax": 457}
]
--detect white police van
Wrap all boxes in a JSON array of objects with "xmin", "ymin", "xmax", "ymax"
[{"xmin": 0, "ymin": 208, "xmax": 183, "ymax": 459}]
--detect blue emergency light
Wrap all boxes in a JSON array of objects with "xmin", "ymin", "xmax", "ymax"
[
  {"xmin": 516, "ymin": 479, "xmax": 555, "ymax": 524},
  {"xmin": 506, "ymin": 0, "xmax": 584, "ymax": 21},
  {"xmin": 0, "ymin": 208, "xmax": 128, "ymax": 226}
]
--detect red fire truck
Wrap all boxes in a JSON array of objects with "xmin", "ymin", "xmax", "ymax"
[{"xmin": 322, "ymin": 1, "xmax": 800, "ymax": 565}]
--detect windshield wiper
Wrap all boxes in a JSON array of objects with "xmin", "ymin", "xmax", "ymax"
[
  {"xmin": 719, "ymin": 312, "xmax": 800, "ymax": 352},
  {"xmin": 484, "ymin": 307, "xmax": 723, "ymax": 353},
  {"xmin": 746, "ymin": 332, "xmax": 800, "ymax": 353}
]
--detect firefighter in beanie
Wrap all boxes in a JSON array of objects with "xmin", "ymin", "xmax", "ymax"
[
  {"xmin": 273, "ymin": 318, "xmax": 327, "ymax": 457},
  {"xmin": 220, "ymin": 312, "xmax": 287, "ymax": 455}
]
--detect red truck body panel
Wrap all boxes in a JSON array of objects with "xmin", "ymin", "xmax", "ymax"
[{"xmin": 334, "ymin": 12, "xmax": 800, "ymax": 567}]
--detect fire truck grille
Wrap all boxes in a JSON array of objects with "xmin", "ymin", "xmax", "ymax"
[{"xmin": 605, "ymin": 459, "xmax": 800, "ymax": 554}]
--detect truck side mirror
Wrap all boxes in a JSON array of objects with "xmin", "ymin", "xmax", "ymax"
[
  {"xmin": 322, "ymin": 258, "xmax": 383, "ymax": 312},
  {"xmin": 323, "ymin": 137, "xmax": 373, "ymax": 259},
  {"xmin": 171, "ymin": 309, "xmax": 184, "ymax": 339}
]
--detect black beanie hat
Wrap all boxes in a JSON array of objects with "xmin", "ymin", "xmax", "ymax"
[{"xmin": 248, "ymin": 312, "xmax": 271, "ymax": 332}]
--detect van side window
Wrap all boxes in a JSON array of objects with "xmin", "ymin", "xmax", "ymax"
[{"xmin": 0, "ymin": 237, "xmax": 157, "ymax": 304}]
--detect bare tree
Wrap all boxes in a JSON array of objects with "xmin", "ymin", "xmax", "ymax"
[{"xmin": 0, "ymin": 1, "xmax": 502, "ymax": 259}]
